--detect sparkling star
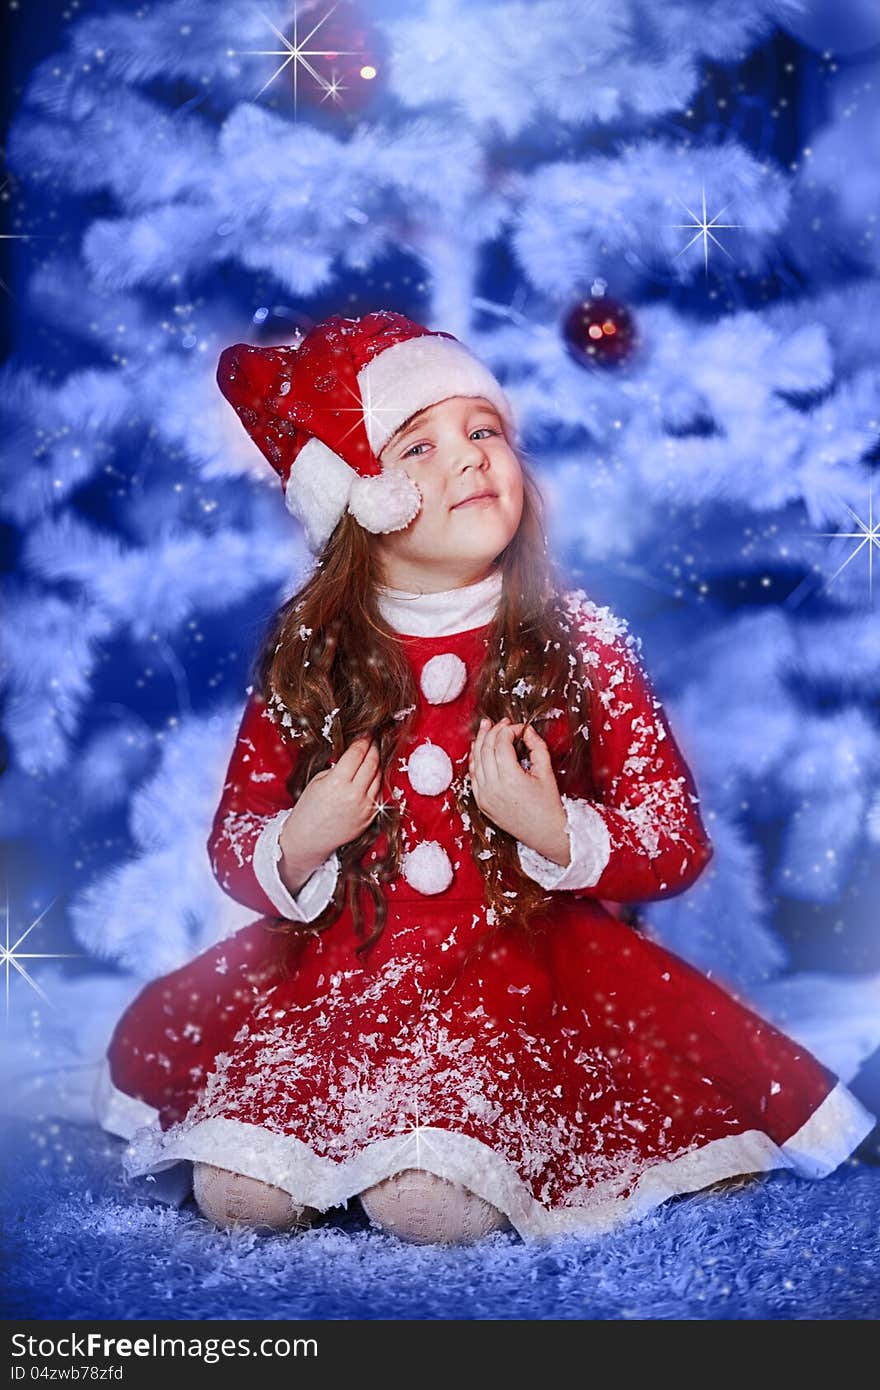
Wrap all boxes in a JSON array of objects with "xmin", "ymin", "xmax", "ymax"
[
  {"xmin": 387, "ymin": 1092, "xmax": 445, "ymax": 1173},
  {"xmin": 668, "ymin": 185, "xmax": 742, "ymax": 276},
  {"xmin": 2, "ymin": 891, "xmax": 84, "ymax": 1022},
  {"xmin": 383, "ymin": 984, "xmax": 447, "ymax": 1174},
  {"xmin": 813, "ymin": 487, "xmax": 879, "ymax": 600},
  {"xmin": 236, "ymin": 4, "xmax": 357, "ymax": 116},
  {"xmin": 358, "ymin": 372, "xmax": 428, "ymax": 454},
  {"xmin": 318, "ymin": 68, "xmax": 347, "ymax": 107},
  {"xmin": 315, "ymin": 368, "xmax": 412, "ymax": 458}
]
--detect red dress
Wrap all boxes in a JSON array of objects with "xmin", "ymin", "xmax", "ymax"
[{"xmin": 95, "ymin": 589, "xmax": 875, "ymax": 1240}]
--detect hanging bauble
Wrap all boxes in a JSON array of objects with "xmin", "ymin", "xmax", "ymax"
[
  {"xmin": 275, "ymin": 0, "xmax": 388, "ymax": 117},
  {"xmin": 562, "ymin": 290, "xmax": 638, "ymax": 369},
  {"xmin": 251, "ymin": 305, "xmax": 313, "ymax": 346}
]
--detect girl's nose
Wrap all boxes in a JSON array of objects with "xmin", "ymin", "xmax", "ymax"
[{"xmin": 456, "ymin": 437, "xmax": 490, "ymax": 468}]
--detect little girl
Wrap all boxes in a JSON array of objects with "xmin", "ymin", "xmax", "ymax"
[{"xmin": 94, "ymin": 309, "xmax": 875, "ymax": 1244}]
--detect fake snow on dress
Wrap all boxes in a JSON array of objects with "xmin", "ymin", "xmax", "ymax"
[{"xmin": 95, "ymin": 581, "xmax": 876, "ymax": 1242}]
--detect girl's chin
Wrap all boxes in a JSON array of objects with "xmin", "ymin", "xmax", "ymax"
[
  {"xmin": 448, "ymin": 511, "xmax": 512, "ymax": 540},
  {"xmin": 447, "ymin": 529, "xmax": 511, "ymax": 555}
]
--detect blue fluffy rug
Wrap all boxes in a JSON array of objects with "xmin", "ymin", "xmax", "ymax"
[{"xmin": 1, "ymin": 1117, "xmax": 878, "ymax": 1321}]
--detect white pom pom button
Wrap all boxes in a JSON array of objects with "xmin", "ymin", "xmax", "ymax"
[
  {"xmin": 401, "ymin": 841, "xmax": 454, "ymax": 895},
  {"xmin": 406, "ymin": 741, "xmax": 453, "ymax": 797},
  {"xmin": 420, "ymin": 653, "xmax": 467, "ymax": 705}
]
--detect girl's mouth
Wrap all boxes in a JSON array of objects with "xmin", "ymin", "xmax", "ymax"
[{"xmin": 452, "ymin": 492, "xmax": 498, "ymax": 510}]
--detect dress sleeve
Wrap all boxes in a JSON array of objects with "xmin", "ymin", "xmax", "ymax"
[
  {"xmin": 207, "ymin": 689, "xmax": 340, "ymax": 920},
  {"xmin": 516, "ymin": 600, "xmax": 714, "ymax": 902}
]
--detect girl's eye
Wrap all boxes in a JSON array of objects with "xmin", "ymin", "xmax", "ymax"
[{"xmin": 402, "ymin": 427, "xmax": 498, "ymax": 459}]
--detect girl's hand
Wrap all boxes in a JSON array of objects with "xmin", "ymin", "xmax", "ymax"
[
  {"xmin": 468, "ymin": 718, "xmax": 570, "ymax": 865},
  {"xmin": 279, "ymin": 735, "xmax": 382, "ymax": 884}
]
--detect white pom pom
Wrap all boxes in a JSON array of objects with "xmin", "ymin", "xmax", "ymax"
[
  {"xmin": 420, "ymin": 653, "xmax": 467, "ymax": 705},
  {"xmin": 348, "ymin": 466, "xmax": 422, "ymax": 535},
  {"xmin": 407, "ymin": 741, "xmax": 453, "ymax": 796},
  {"xmin": 401, "ymin": 841, "xmax": 454, "ymax": 896}
]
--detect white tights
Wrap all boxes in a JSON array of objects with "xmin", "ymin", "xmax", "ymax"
[
  {"xmin": 358, "ymin": 1166, "xmax": 510, "ymax": 1244},
  {"xmin": 192, "ymin": 1162, "xmax": 510, "ymax": 1244},
  {"xmin": 192, "ymin": 1161, "xmax": 320, "ymax": 1233}
]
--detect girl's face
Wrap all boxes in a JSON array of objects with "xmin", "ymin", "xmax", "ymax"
[{"xmin": 373, "ymin": 395, "xmax": 524, "ymax": 590}]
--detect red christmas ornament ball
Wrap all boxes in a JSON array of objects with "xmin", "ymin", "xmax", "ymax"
[
  {"xmin": 251, "ymin": 304, "xmax": 314, "ymax": 346},
  {"xmin": 562, "ymin": 295, "xmax": 638, "ymax": 368}
]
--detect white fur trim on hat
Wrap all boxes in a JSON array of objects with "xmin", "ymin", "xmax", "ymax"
[
  {"xmin": 284, "ymin": 436, "xmax": 359, "ymax": 553},
  {"xmin": 348, "ymin": 466, "xmax": 422, "ymax": 536},
  {"xmin": 286, "ymin": 440, "xmax": 422, "ymax": 552},
  {"xmin": 358, "ymin": 335, "xmax": 516, "ymax": 458}
]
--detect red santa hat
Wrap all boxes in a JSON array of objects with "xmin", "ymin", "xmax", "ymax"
[{"xmin": 216, "ymin": 309, "xmax": 517, "ymax": 553}]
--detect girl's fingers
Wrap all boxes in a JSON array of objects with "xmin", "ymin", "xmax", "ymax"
[
  {"xmin": 470, "ymin": 740, "xmax": 483, "ymax": 786},
  {"xmin": 521, "ymin": 724, "xmax": 550, "ymax": 772},
  {"xmin": 487, "ymin": 720, "xmax": 523, "ymax": 774},
  {"xmin": 350, "ymin": 738, "xmax": 381, "ymax": 787},
  {"xmin": 336, "ymin": 734, "xmax": 371, "ymax": 779},
  {"xmin": 468, "ymin": 740, "xmax": 479, "ymax": 789},
  {"xmin": 475, "ymin": 716, "xmax": 510, "ymax": 754},
  {"xmin": 471, "ymin": 717, "xmax": 489, "ymax": 780},
  {"xmin": 483, "ymin": 717, "xmax": 515, "ymax": 748},
  {"xmin": 473, "ymin": 717, "xmax": 525, "ymax": 780},
  {"xmin": 482, "ymin": 720, "xmax": 502, "ymax": 771}
]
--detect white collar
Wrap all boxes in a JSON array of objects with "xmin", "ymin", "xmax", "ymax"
[{"xmin": 376, "ymin": 568, "xmax": 503, "ymax": 637}]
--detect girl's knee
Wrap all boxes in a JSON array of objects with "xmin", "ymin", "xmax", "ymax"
[
  {"xmin": 192, "ymin": 1161, "xmax": 318, "ymax": 1233},
  {"xmin": 358, "ymin": 1167, "xmax": 509, "ymax": 1245}
]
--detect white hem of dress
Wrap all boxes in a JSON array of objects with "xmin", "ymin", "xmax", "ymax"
[
  {"xmin": 115, "ymin": 1078, "xmax": 876, "ymax": 1242},
  {"xmin": 93, "ymin": 1053, "xmax": 161, "ymax": 1139},
  {"xmin": 93, "ymin": 1059, "xmax": 195, "ymax": 1208}
]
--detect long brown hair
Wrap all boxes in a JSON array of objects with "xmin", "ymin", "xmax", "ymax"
[{"xmin": 253, "ymin": 446, "xmax": 599, "ymax": 970}]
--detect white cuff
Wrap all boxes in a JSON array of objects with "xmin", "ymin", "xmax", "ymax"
[
  {"xmin": 253, "ymin": 809, "xmax": 340, "ymax": 921},
  {"xmin": 516, "ymin": 795, "xmax": 611, "ymax": 892}
]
